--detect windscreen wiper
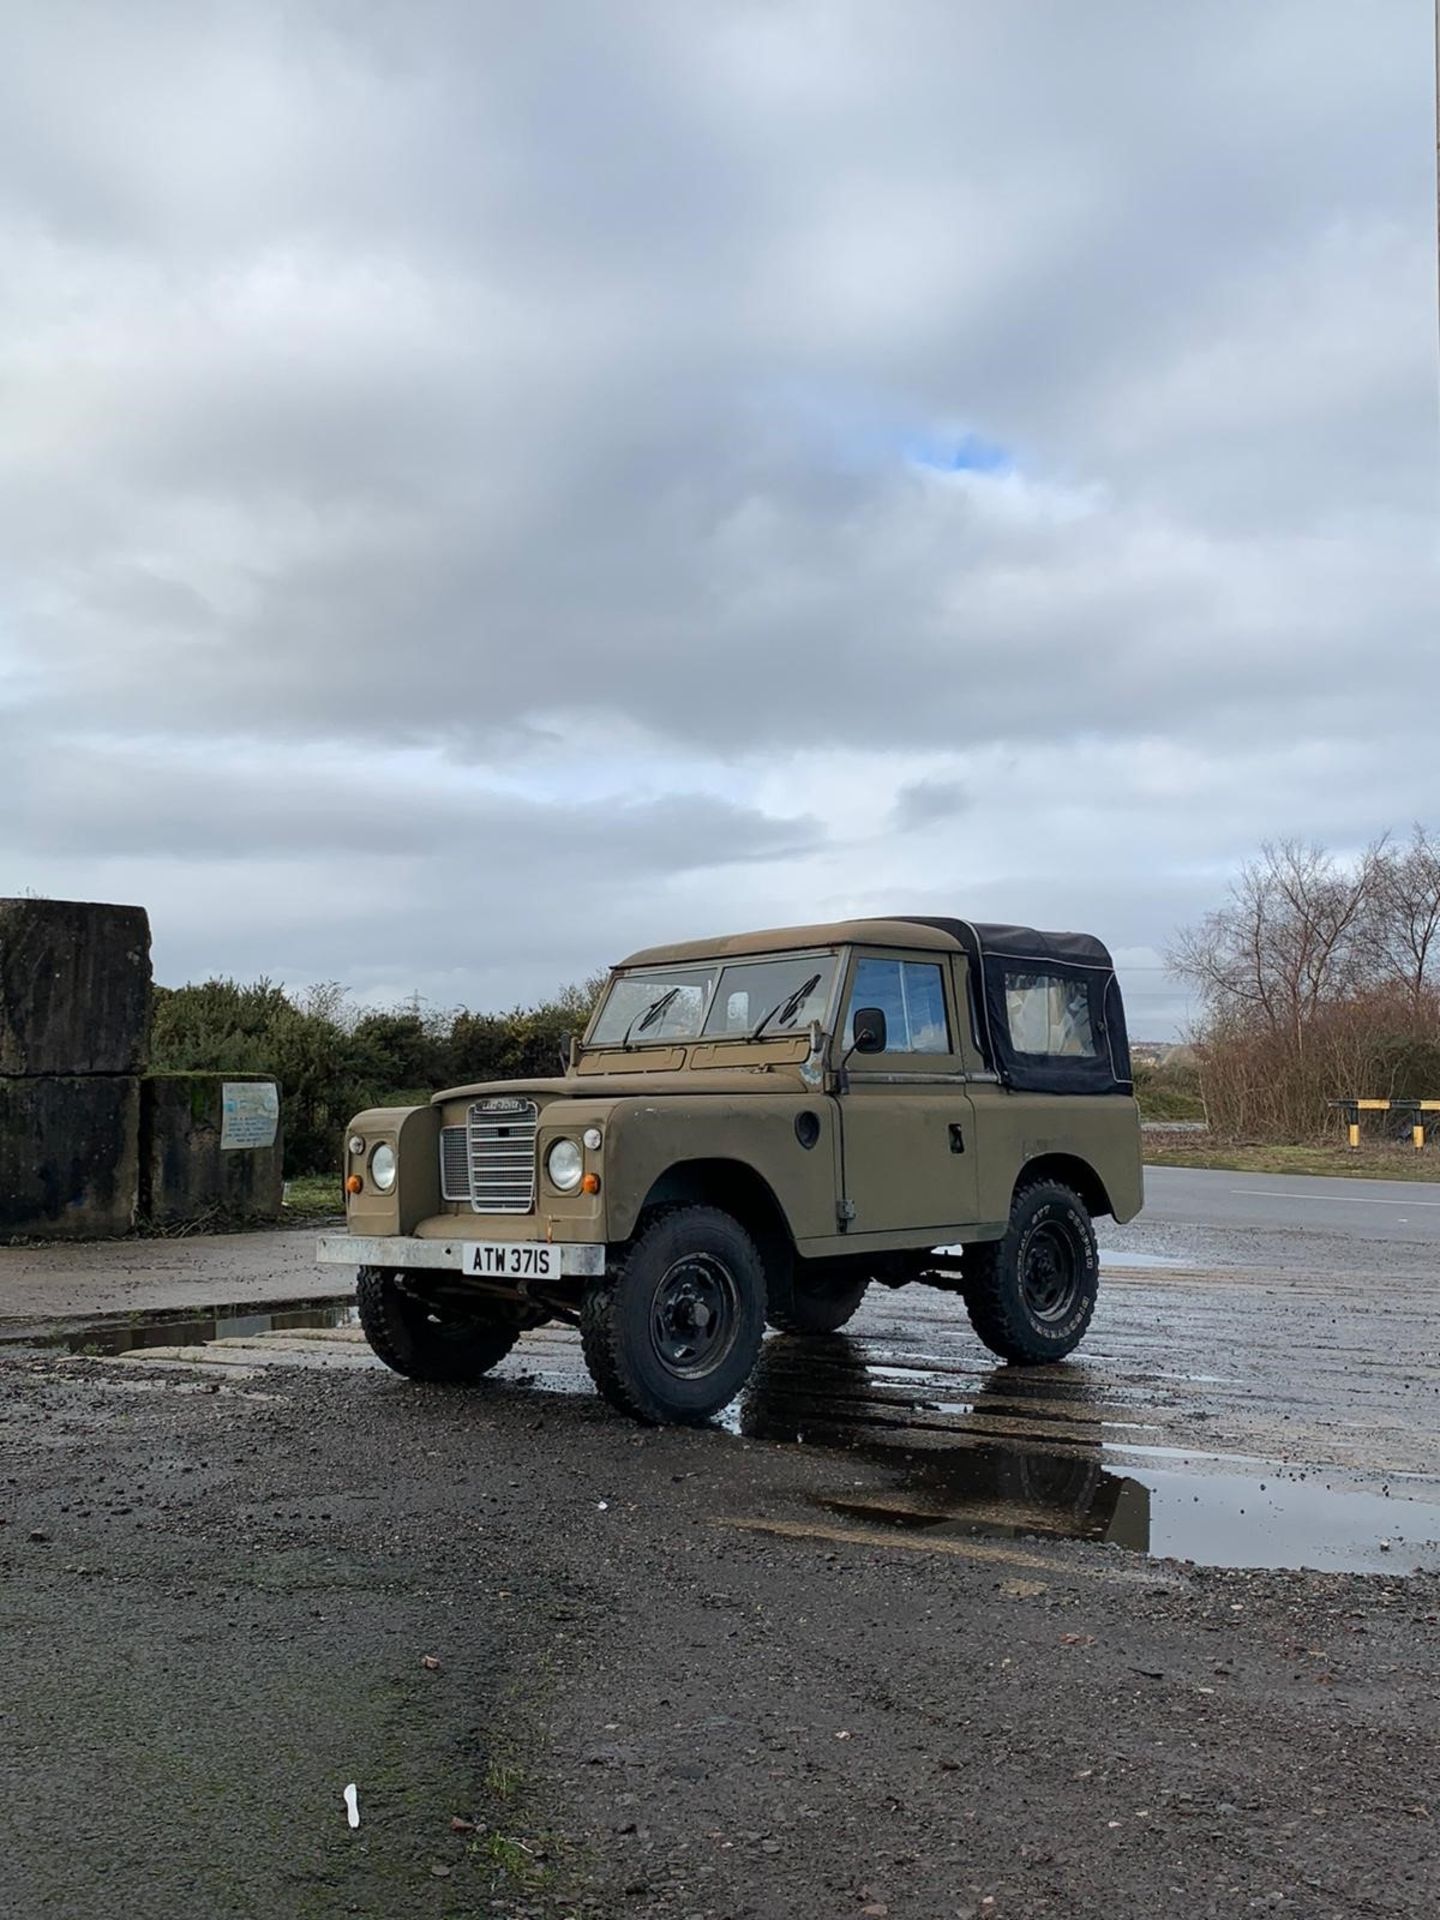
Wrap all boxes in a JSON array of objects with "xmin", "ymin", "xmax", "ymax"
[
  {"xmin": 621, "ymin": 985, "xmax": 681, "ymax": 1048},
  {"xmin": 749, "ymin": 973, "xmax": 822, "ymax": 1043}
]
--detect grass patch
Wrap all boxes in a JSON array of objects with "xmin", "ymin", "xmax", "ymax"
[
  {"xmin": 451, "ymin": 1689, "xmax": 587, "ymax": 1896},
  {"xmin": 484, "ymin": 1760, "xmax": 523, "ymax": 1802},
  {"xmin": 463, "ymin": 1765, "xmax": 554, "ymax": 1895},
  {"xmin": 471, "ymin": 1830, "xmax": 545, "ymax": 1883},
  {"xmin": 1143, "ymin": 1135, "xmax": 1440, "ymax": 1182},
  {"xmin": 281, "ymin": 1173, "xmax": 344, "ymax": 1218}
]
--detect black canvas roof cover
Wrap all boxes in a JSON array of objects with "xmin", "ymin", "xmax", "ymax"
[{"xmin": 895, "ymin": 916, "xmax": 1133, "ymax": 1095}]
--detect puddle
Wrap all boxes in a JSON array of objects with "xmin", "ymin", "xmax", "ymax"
[
  {"xmin": 0, "ymin": 1295, "xmax": 358, "ymax": 1358},
  {"xmin": 815, "ymin": 1468, "xmax": 1440, "ymax": 1573},
  {"xmin": 739, "ymin": 1335, "xmax": 1440, "ymax": 1574}
]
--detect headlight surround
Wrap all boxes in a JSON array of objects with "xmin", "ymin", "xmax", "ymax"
[
  {"xmin": 546, "ymin": 1138, "xmax": 584, "ymax": 1192},
  {"xmin": 369, "ymin": 1143, "xmax": 397, "ymax": 1192}
]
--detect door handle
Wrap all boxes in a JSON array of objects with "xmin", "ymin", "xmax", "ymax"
[{"xmin": 948, "ymin": 1123, "xmax": 965, "ymax": 1154}]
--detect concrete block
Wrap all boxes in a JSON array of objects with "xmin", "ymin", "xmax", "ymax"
[
  {"xmin": 0, "ymin": 1075, "xmax": 140, "ymax": 1240},
  {"xmin": 0, "ymin": 898, "xmax": 152, "ymax": 1075},
  {"xmin": 141, "ymin": 1074, "xmax": 284, "ymax": 1226}
]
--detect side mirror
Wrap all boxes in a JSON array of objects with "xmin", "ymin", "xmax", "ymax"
[{"xmin": 850, "ymin": 1006, "xmax": 887, "ymax": 1055}]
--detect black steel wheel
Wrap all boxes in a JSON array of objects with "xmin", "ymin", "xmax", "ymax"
[
  {"xmin": 650, "ymin": 1251, "xmax": 743, "ymax": 1376},
  {"xmin": 1021, "ymin": 1221, "xmax": 1082, "ymax": 1323},
  {"xmin": 960, "ymin": 1180, "xmax": 1099, "ymax": 1364},
  {"xmin": 356, "ymin": 1267, "xmax": 538, "ymax": 1383},
  {"xmin": 580, "ymin": 1206, "xmax": 766, "ymax": 1424}
]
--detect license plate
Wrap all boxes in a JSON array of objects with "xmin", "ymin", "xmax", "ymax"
[{"xmin": 458, "ymin": 1242, "xmax": 560, "ymax": 1280}]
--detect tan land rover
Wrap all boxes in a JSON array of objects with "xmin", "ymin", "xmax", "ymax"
[{"xmin": 317, "ymin": 918, "xmax": 1142, "ymax": 1424}]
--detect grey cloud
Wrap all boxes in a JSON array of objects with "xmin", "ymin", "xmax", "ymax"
[
  {"xmin": 0, "ymin": 1, "xmax": 1432, "ymax": 1028},
  {"xmin": 0, "ymin": 731, "xmax": 821, "ymax": 872},
  {"xmin": 892, "ymin": 778, "xmax": 970, "ymax": 831}
]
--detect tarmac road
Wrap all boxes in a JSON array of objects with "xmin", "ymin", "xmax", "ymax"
[
  {"xmin": 1134, "ymin": 1164, "xmax": 1440, "ymax": 1244},
  {"xmin": 1097, "ymin": 1164, "xmax": 1440, "ymax": 1280}
]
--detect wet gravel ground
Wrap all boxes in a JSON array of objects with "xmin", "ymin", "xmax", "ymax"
[{"xmin": 3, "ymin": 1246, "xmax": 1440, "ymax": 1919}]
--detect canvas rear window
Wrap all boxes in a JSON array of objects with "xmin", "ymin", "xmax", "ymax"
[
  {"xmin": 890, "ymin": 917, "xmax": 1134, "ymax": 1094},
  {"xmin": 1003, "ymin": 971, "xmax": 1099, "ymax": 1058}
]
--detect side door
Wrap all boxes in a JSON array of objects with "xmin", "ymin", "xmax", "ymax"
[{"xmin": 835, "ymin": 949, "xmax": 980, "ymax": 1239}]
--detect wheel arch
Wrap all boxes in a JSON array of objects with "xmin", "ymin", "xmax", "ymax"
[
  {"xmin": 629, "ymin": 1157, "xmax": 796, "ymax": 1271},
  {"xmin": 1015, "ymin": 1152, "xmax": 1114, "ymax": 1221}
]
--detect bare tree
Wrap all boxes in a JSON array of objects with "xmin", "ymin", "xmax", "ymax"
[
  {"xmin": 1369, "ymin": 825, "xmax": 1440, "ymax": 1008},
  {"xmin": 1169, "ymin": 828, "xmax": 1440, "ymax": 1139},
  {"xmin": 1170, "ymin": 839, "xmax": 1382, "ymax": 1047}
]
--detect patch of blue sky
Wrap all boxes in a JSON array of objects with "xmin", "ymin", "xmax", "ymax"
[
  {"xmin": 905, "ymin": 428, "xmax": 1012, "ymax": 475},
  {"xmin": 759, "ymin": 378, "xmax": 1015, "ymax": 481}
]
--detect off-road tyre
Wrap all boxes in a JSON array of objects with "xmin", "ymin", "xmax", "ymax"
[
  {"xmin": 765, "ymin": 1259, "xmax": 868, "ymax": 1335},
  {"xmin": 961, "ymin": 1180, "xmax": 1098, "ymax": 1364},
  {"xmin": 356, "ymin": 1267, "xmax": 535, "ymax": 1383},
  {"xmin": 580, "ymin": 1206, "xmax": 767, "ymax": 1425}
]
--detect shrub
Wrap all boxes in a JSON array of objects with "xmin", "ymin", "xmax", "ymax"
[
  {"xmin": 1133, "ymin": 1058, "xmax": 1206, "ymax": 1123},
  {"xmin": 151, "ymin": 974, "xmax": 605, "ymax": 1176}
]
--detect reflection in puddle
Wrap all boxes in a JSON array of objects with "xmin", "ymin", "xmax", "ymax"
[
  {"xmin": 13, "ymin": 1302, "xmax": 1440, "ymax": 1575},
  {"xmin": 738, "ymin": 1335, "xmax": 1440, "ymax": 1575},
  {"xmin": 0, "ymin": 1296, "xmax": 358, "ymax": 1357}
]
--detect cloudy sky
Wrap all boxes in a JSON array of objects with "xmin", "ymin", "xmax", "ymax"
[{"xmin": 2, "ymin": 1, "xmax": 1434, "ymax": 1036}]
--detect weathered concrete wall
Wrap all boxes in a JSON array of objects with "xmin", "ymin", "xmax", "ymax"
[
  {"xmin": 140, "ymin": 1074, "xmax": 284, "ymax": 1226},
  {"xmin": 0, "ymin": 1075, "xmax": 141, "ymax": 1240},
  {"xmin": 0, "ymin": 899, "xmax": 152, "ymax": 1076}
]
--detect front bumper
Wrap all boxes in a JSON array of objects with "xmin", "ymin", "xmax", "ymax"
[{"xmin": 316, "ymin": 1233, "xmax": 606, "ymax": 1277}]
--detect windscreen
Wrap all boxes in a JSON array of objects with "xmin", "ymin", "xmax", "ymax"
[
  {"xmin": 588, "ymin": 952, "xmax": 836, "ymax": 1046},
  {"xmin": 588, "ymin": 966, "xmax": 718, "ymax": 1044},
  {"xmin": 701, "ymin": 955, "xmax": 836, "ymax": 1037}
]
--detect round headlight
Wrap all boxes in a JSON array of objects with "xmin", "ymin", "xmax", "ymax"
[
  {"xmin": 582, "ymin": 1126, "xmax": 603, "ymax": 1151},
  {"xmin": 546, "ymin": 1138, "xmax": 584, "ymax": 1192},
  {"xmin": 348, "ymin": 1134, "xmax": 366, "ymax": 1157},
  {"xmin": 370, "ymin": 1143, "xmax": 397, "ymax": 1192}
]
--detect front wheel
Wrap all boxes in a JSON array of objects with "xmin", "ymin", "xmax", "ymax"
[
  {"xmin": 961, "ymin": 1181, "xmax": 1099, "ymax": 1364},
  {"xmin": 580, "ymin": 1206, "xmax": 766, "ymax": 1424},
  {"xmin": 356, "ymin": 1268, "xmax": 538, "ymax": 1383}
]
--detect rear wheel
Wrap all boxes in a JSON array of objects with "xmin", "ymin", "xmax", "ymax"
[
  {"xmin": 765, "ymin": 1259, "xmax": 868, "ymax": 1335},
  {"xmin": 961, "ymin": 1181, "xmax": 1098, "ymax": 1364},
  {"xmin": 356, "ymin": 1267, "xmax": 538, "ymax": 1383},
  {"xmin": 580, "ymin": 1206, "xmax": 766, "ymax": 1424}
]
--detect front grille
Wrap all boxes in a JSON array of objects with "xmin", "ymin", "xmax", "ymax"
[
  {"xmin": 464, "ymin": 1098, "xmax": 538, "ymax": 1214},
  {"xmin": 440, "ymin": 1125, "xmax": 471, "ymax": 1201}
]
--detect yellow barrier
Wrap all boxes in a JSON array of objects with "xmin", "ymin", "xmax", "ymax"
[{"xmin": 1331, "ymin": 1099, "xmax": 1440, "ymax": 1150}]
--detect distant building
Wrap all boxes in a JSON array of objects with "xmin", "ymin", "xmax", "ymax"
[{"xmin": 1130, "ymin": 1041, "xmax": 1194, "ymax": 1068}]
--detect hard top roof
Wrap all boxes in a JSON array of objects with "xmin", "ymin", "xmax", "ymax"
[
  {"xmin": 617, "ymin": 919, "xmax": 956, "ymax": 969},
  {"xmin": 617, "ymin": 917, "xmax": 1115, "ymax": 972}
]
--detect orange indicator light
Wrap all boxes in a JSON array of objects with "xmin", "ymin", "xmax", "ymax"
[
  {"xmin": 580, "ymin": 1172, "xmax": 601, "ymax": 1194},
  {"xmin": 345, "ymin": 1174, "xmax": 363, "ymax": 1195}
]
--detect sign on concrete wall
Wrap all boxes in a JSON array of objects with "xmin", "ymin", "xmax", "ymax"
[{"xmin": 220, "ymin": 1081, "xmax": 280, "ymax": 1151}]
